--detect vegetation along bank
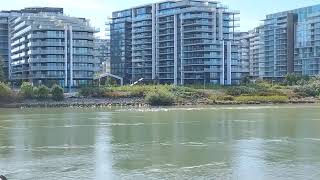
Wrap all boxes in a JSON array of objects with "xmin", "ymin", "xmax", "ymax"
[{"xmin": 0, "ymin": 74, "xmax": 320, "ymax": 108}]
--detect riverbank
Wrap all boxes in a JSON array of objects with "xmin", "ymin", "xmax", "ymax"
[
  {"xmin": 2, "ymin": 76, "xmax": 320, "ymax": 108},
  {"xmin": 1, "ymin": 96, "xmax": 318, "ymax": 108}
]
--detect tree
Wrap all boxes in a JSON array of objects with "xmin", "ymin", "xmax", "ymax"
[
  {"xmin": 0, "ymin": 82, "xmax": 12, "ymax": 103},
  {"xmin": 51, "ymin": 84, "xmax": 64, "ymax": 101},
  {"xmin": 107, "ymin": 78, "xmax": 117, "ymax": 86},
  {"xmin": 36, "ymin": 85, "xmax": 49, "ymax": 100},
  {"xmin": 0, "ymin": 56, "xmax": 5, "ymax": 82},
  {"xmin": 285, "ymin": 73, "xmax": 300, "ymax": 86},
  {"xmin": 20, "ymin": 82, "xmax": 34, "ymax": 99}
]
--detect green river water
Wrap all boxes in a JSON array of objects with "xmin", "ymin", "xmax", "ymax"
[{"xmin": 0, "ymin": 105, "xmax": 320, "ymax": 179}]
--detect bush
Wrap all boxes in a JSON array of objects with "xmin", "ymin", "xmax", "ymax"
[
  {"xmin": 33, "ymin": 87, "xmax": 38, "ymax": 97},
  {"xmin": 104, "ymin": 91, "xmax": 131, "ymax": 98},
  {"xmin": 294, "ymin": 80, "xmax": 320, "ymax": 97},
  {"xmin": 79, "ymin": 87, "xmax": 106, "ymax": 97},
  {"xmin": 145, "ymin": 89, "xmax": 175, "ymax": 106},
  {"xmin": 51, "ymin": 85, "xmax": 64, "ymax": 101},
  {"xmin": 0, "ymin": 82, "xmax": 13, "ymax": 103},
  {"xmin": 209, "ymin": 95, "xmax": 235, "ymax": 102},
  {"xmin": 225, "ymin": 86, "xmax": 257, "ymax": 96},
  {"xmin": 170, "ymin": 86, "xmax": 202, "ymax": 99},
  {"xmin": 285, "ymin": 73, "xmax": 310, "ymax": 86},
  {"xmin": 216, "ymin": 95, "xmax": 235, "ymax": 101},
  {"xmin": 235, "ymin": 95, "xmax": 289, "ymax": 103},
  {"xmin": 20, "ymin": 82, "xmax": 34, "ymax": 99},
  {"xmin": 36, "ymin": 85, "xmax": 49, "ymax": 100}
]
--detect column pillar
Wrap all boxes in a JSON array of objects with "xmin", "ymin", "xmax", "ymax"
[
  {"xmin": 151, "ymin": 4, "xmax": 156, "ymax": 80},
  {"xmin": 173, "ymin": 14, "xmax": 178, "ymax": 85},
  {"xmin": 64, "ymin": 26, "xmax": 68, "ymax": 87},
  {"xmin": 227, "ymin": 41, "xmax": 232, "ymax": 85},
  {"xmin": 180, "ymin": 14, "xmax": 184, "ymax": 85},
  {"xmin": 69, "ymin": 26, "xmax": 73, "ymax": 90},
  {"xmin": 220, "ymin": 41, "xmax": 225, "ymax": 85}
]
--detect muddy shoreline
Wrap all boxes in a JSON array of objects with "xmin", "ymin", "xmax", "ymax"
[{"xmin": 0, "ymin": 97, "xmax": 318, "ymax": 108}]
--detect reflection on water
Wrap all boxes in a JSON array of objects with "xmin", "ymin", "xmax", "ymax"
[{"xmin": 0, "ymin": 105, "xmax": 320, "ymax": 179}]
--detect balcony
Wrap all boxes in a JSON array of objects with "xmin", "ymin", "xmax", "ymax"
[
  {"xmin": 72, "ymin": 34, "xmax": 94, "ymax": 40},
  {"xmin": 183, "ymin": 34, "xmax": 211, "ymax": 39},
  {"xmin": 183, "ymin": 27, "xmax": 213, "ymax": 32},
  {"xmin": 204, "ymin": 61, "xmax": 222, "ymax": 65},
  {"xmin": 181, "ymin": 14, "xmax": 212, "ymax": 20},
  {"xmin": 73, "ymin": 42, "xmax": 94, "ymax": 47},
  {"xmin": 29, "ymin": 34, "xmax": 65, "ymax": 39},
  {"xmin": 28, "ymin": 50, "xmax": 65, "ymax": 55},
  {"xmin": 204, "ymin": 67, "xmax": 221, "ymax": 72},
  {"xmin": 132, "ymin": 15, "xmax": 152, "ymax": 21},
  {"xmin": 184, "ymin": 54, "xmax": 221, "ymax": 59},
  {"xmin": 73, "ymin": 66, "xmax": 96, "ymax": 71},
  {"xmin": 32, "ymin": 74, "xmax": 65, "ymax": 79},
  {"xmin": 28, "ymin": 42, "xmax": 65, "ymax": 47},
  {"xmin": 29, "ymin": 58, "xmax": 65, "ymax": 63},
  {"xmin": 30, "ymin": 66, "xmax": 65, "ymax": 71}
]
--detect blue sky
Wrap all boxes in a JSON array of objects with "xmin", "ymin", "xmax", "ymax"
[{"xmin": 1, "ymin": 0, "xmax": 319, "ymax": 37}]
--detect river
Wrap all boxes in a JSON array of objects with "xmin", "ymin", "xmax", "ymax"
[{"xmin": 0, "ymin": 105, "xmax": 320, "ymax": 179}]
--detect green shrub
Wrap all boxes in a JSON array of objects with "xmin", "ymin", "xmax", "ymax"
[
  {"xmin": 294, "ymin": 81, "xmax": 320, "ymax": 97},
  {"xmin": 104, "ymin": 91, "xmax": 131, "ymax": 98},
  {"xmin": 20, "ymin": 82, "xmax": 34, "ymax": 99},
  {"xmin": 216, "ymin": 95, "xmax": 235, "ymax": 101},
  {"xmin": 225, "ymin": 86, "xmax": 257, "ymax": 96},
  {"xmin": 51, "ymin": 85, "xmax": 64, "ymax": 101},
  {"xmin": 0, "ymin": 82, "xmax": 13, "ymax": 103},
  {"xmin": 235, "ymin": 95, "xmax": 289, "ymax": 103},
  {"xmin": 36, "ymin": 85, "xmax": 49, "ymax": 100},
  {"xmin": 112, "ymin": 85, "xmax": 172, "ymax": 97},
  {"xmin": 256, "ymin": 89, "xmax": 286, "ymax": 96},
  {"xmin": 285, "ymin": 73, "xmax": 310, "ymax": 86},
  {"xmin": 170, "ymin": 86, "xmax": 202, "ymax": 99},
  {"xmin": 79, "ymin": 87, "xmax": 106, "ymax": 97},
  {"xmin": 145, "ymin": 89, "xmax": 175, "ymax": 106},
  {"xmin": 33, "ymin": 87, "xmax": 38, "ymax": 97},
  {"xmin": 209, "ymin": 95, "xmax": 234, "ymax": 101}
]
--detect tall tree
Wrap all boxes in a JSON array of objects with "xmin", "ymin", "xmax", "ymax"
[{"xmin": 0, "ymin": 56, "xmax": 5, "ymax": 82}]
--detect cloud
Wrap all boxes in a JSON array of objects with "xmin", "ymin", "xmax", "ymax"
[{"xmin": 21, "ymin": 0, "xmax": 107, "ymax": 10}]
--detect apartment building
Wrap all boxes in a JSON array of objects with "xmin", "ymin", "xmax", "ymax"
[
  {"xmin": 10, "ymin": 13, "xmax": 99, "ymax": 88},
  {"xmin": 110, "ymin": 0, "xmax": 244, "ymax": 85},
  {"xmin": 0, "ymin": 7, "xmax": 63, "ymax": 81},
  {"xmin": 248, "ymin": 26, "xmax": 264, "ymax": 78},
  {"xmin": 295, "ymin": 9, "xmax": 320, "ymax": 76},
  {"xmin": 262, "ymin": 4, "xmax": 320, "ymax": 79},
  {"xmin": 235, "ymin": 32, "xmax": 250, "ymax": 78},
  {"xmin": 237, "ymin": 26, "xmax": 264, "ymax": 78},
  {"xmin": 0, "ymin": 16, "xmax": 9, "ymax": 80},
  {"xmin": 94, "ymin": 38, "xmax": 110, "ymax": 73}
]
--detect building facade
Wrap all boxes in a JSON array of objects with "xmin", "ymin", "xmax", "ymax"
[
  {"xmin": 0, "ymin": 7, "xmax": 63, "ymax": 81},
  {"xmin": 248, "ymin": 26, "xmax": 264, "ymax": 78},
  {"xmin": 237, "ymin": 26, "xmax": 264, "ymax": 78},
  {"xmin": 0, "ymin": 16, "xmax": 9, "ymax": 80},
  {"xmin": 262, "ymin": 4, "xmax": 320, "ymax": 79},
  {"xmin": 110, "ymin": 0, "xmax": 244, "ymax": 85},
  {"xmin": 9, "ymin": 13, "xmax": 98, "ymax": 88},
  {"xmin": 235, "ymin": 32, "xmax": 250, "ymax": 78},
  {"xmin": 94, "ymin": 38, "xmax": 110, "ymax": 73},
  {"xmin": 295, "ymin": 9, "xmax": 320, "ymax": 76}
]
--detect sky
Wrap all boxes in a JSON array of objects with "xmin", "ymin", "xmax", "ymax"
[{"xmin": 1, "ymin": 0, "xmax": 319, "ymax": 38}]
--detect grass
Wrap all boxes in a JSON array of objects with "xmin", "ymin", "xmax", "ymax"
[
  {"xmin": 77, "ymin": 82, "xmax": 306, "ymax": 106},
  {"xmin": 234, "ymin": 95, "xmax": 289, "ymax": 103}
]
